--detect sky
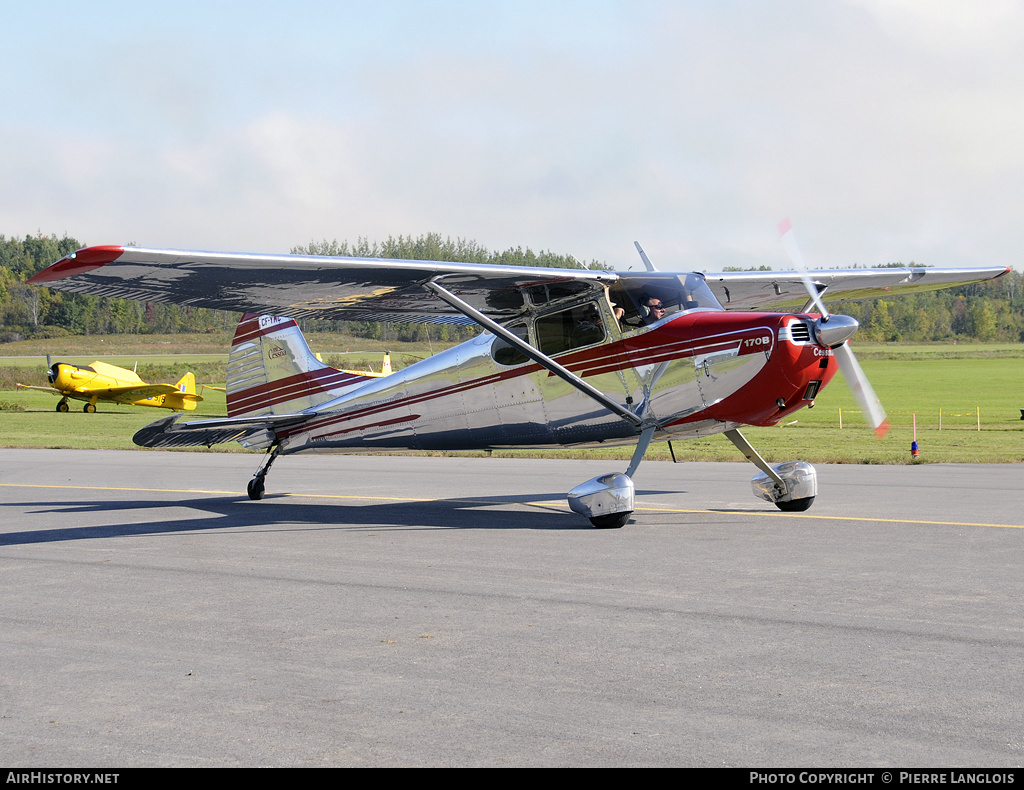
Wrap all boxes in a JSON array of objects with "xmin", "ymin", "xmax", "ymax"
[{"xmin": 3, "ymin": 0, "xmax": 1023, "ymax": 272}]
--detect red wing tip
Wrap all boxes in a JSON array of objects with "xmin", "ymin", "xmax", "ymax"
[
  {"xmin": 28, "ymin": 245, "xmax": 125, "ymax": 284},
  {"xmin": 777, "ymin": 217, "xmax": 793, "ymax": 236},
  {"xmin": 874, "ymin": 420, "xmax": 892, "ymax": 439}
]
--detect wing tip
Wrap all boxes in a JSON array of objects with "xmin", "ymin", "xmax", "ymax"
[
  {"xmin": 874, "ymin": 419, "xmax": 891, "ymax": 439},
  {"xmin": 28, "ymin": 245, "xmax": 125, "ymax": 284}
]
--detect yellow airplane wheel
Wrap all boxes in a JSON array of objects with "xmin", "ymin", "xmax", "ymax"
[
  {"xmin": 56, "ymin": 401, "xmax": 69, "ymax": 412},
  {"xmin": 83, "ymin": 403, "xmax": 96, "ymax": 413}
]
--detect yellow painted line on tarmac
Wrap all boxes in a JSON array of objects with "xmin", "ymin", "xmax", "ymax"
[
  {"xmin": 1, "ymin": 482, "xmax": 241, "ymax": 496},
  {"xmin": 0, "ymin": 482, "xmax": 436, "ymax": 502},
  {"xmin": 633, "ymin": 505, "xmax": 1024, "ymax": 530},
  {"xmin": 4, "ymin": 483, "xmax": 1023, "ymax": 530}
]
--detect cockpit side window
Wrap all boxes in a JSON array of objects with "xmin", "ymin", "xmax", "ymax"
[
  {"xmin": 607, "ymin": 282, "xmax": 641, "ymax": 327},
  {"xmin": 613, "ymin": 274, "xmax": 723, "ymax": 329},
  {"xmin": 490, "ymin": 300, "xmax": 615, "ymax": 365},
  {"xmin": 535, "ymin": 301, "xmax": 607, "ymax": 356}
]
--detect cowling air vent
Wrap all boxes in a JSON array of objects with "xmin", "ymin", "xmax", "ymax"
[{"xmin": 781, "ymin": 321, "xmax": 812, "ymax": 344}]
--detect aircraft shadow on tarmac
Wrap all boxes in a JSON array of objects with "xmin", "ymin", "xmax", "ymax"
[{"xmin": 0, "ymin": 490, "xmax": 656, "ymax": 545}]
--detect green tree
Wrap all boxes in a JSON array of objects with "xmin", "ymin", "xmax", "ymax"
[{"xmin": 968, "ymin": 301, "xmax": 997, "ymax": 341}]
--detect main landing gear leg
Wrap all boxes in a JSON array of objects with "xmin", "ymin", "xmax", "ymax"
[
  {"xmin": 724, "ymin": 428, "xmax": 817, "ymax": 512},
  {"xmin": 247, "ymin": 444, "xmax": 281, "ymax": 501},
  {"xmin": 568, "ymin": 425, "xmax": 656, "ymax": 529}
]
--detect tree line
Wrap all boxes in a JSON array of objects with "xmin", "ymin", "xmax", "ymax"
[{"xmin": 1, "ymin": 231, "xmax": 1022, "ymax": 344}]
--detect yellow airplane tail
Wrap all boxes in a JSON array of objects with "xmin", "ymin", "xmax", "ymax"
[
  {"xmin": 177, "ymin": 371, "xmax": 198, "ymax": 395},
  {"xmin": 163, "ymin": 372, "xmax": 202, "ymax": 411},
  {"xmin": 338, "ymin": 351, "xmax": 393, "ymax": 377}
]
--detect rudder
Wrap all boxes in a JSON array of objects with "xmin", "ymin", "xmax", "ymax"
[
  {"xmin": 161, "ymin": 372, "xmax": 201, "ymax": 411},
  {"xmin": 174, "ymin": 371, "xmax": 197, "ymax": 396}
]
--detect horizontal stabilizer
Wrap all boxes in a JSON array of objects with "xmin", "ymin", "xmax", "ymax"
[{"xmin": 133, "ymin": 412, "xmax": 310, "ymax": 449}]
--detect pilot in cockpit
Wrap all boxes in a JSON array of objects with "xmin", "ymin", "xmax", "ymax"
[{"xmin": 641, "ymin": 295, "xmax": 667, "ymax": 325}]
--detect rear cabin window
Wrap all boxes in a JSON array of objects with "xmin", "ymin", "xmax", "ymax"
[{"xmin": 490, "ymin": 323, "xmax": 531, "ymax": 366}]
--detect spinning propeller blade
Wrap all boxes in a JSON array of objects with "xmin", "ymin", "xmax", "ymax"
[
  {"xmin": 778, "ymin": 219, "xmax": 890, "ymax": 437},
  {"xmin": 832, "ymin": 343, "xmax": 890, "ymax": 437}
]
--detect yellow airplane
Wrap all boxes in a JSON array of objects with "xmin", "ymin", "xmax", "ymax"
[
  {"xmin": 329, "ymin": 351, "xmax": 393, "ymax": 378},
  {"xmin": 17, "ymin": 356, "xmax": 204, "ymax": 413}
]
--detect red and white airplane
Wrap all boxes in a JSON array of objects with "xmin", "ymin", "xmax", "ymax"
[{"xmin": 29, "ymin": 230, "xmax": 1008, "ymax": 527}]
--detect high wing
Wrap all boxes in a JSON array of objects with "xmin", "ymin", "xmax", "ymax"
[
  {"xmin": 29, "ymin": 245, "xmax": 1009, "ymax": 319},
  {"xmin": 703, "ymin": 267, "xmax": 1011, "ymax": 311},
  {"xmin": 29, "ymin": 246, "xmax": 615, "ymax": 324}
]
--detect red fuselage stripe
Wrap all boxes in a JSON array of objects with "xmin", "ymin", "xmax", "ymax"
[
  {"xmin": 276, "ymin": 322, "xmax": 777, "ymax": 439},
  {"xmin": 227, "ymin": 368, "xmax": 369, "ymax": 415},
  {"xmin": 232, "ymin": 317, "xmax": 300, "ymax": 346}
]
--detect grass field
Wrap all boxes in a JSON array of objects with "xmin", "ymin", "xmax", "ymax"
[{"xmin": 1, "ymin": 336, "xmax": 1021, "ymax": 464}]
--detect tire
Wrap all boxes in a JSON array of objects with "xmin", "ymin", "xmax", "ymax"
[
  {"xmin": 776, "ymin": 496, "xmax": 814, "ymax": 512},
  {"xmin": 56, "ymin": 401, "xmax": 69, "ymax": 412},
  {"xmin": 83, "ymin": 403, "xmax": 96, "ymax": 413},
  {"xmin": 589, "ymin": 511, "xmax": 631, "ymax": 529},
  {"xmin": 247, "ymin": 478, "xmax": 265, "ymax": 501}
]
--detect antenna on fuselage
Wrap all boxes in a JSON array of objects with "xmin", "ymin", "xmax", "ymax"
[{"xmin": 633, "ymin": 241, "xmax": 658, "ymax": 272}]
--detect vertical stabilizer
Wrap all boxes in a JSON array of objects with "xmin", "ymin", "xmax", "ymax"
[
  {"xmin": 162, "ymin": 372, "xmax": 201, "ymax": 411},
  {"xmin": 175, "ymin": 371, "xmax": 197, "ymax": 396},
  {"xmin": 227, "ymin": 314, "xmax": 376, "ymax": 417}
]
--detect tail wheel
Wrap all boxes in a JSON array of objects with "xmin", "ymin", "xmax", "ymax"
[{"xmin": 247, "ymin": 478, "xmax": 265, "ymax": 501}]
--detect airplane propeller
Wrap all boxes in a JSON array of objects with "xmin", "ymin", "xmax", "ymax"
[{"xmin": 778, "ymin": 219, "xmax": 890, "ymax": 437}]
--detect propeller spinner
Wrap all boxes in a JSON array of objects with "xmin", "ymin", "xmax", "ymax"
[{"xmin": 778, "ymin": 219, "xmax": 890, "ymax": 437}]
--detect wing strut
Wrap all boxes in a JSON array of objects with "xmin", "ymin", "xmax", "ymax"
[{"xmin": 425, "ymin": 281, "xmax": 643, "ymax": 428}]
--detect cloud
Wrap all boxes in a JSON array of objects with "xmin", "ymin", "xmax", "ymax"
[
  {"xmin": 3, "ymin": 2, "xmax": 1023, "ymax": 272},
  {"xmin": 846, "ymin": 0, "xmax": 1024, "ymax": 56}
]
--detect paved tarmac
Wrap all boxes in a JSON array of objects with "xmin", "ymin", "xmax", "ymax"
[{"xmin": 1, "ymin": 448, "xmax": 1022, "ymax": 767}]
